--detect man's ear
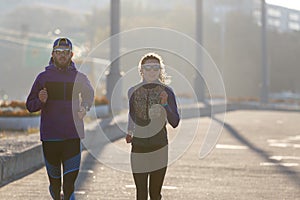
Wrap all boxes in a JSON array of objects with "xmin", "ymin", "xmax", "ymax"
[{"xmin": 71, "ymin": 52, "xmax": 74, "ymax": 58}]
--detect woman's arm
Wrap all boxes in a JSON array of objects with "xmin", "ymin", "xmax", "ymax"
[
  {"xmin": 126, "ymin": 87, "xmax": 135, "ymax": 143},
  {"xmin": 163, "ymin": 88, "xmax": 180, "ymax": 128}
]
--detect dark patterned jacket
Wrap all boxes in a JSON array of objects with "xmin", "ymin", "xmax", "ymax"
[{"xmin": 128, "ymin": 81, "xmax": 180, "ymax": 148}]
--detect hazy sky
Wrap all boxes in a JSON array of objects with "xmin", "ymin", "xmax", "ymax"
[{"xmin": 266, "ymin": 0, "xmax": 300, "ymax": 11}]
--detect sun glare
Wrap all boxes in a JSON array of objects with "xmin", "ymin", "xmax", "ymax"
[{"xmin": 266, "ymin": 0, "xmax": 300, "ymax": 11}]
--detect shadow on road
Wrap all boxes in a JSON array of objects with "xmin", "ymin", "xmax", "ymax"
[
  {"xmin": 76, "ymin": 118, "xmax": 126, "ymax": 189},
  {"xmin": 213, "ymin": 116, "xmax": 300, "ymax": 188}
]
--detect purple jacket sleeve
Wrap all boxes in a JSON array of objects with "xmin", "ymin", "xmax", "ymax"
[
  {"xmin": 79, "ymin": 73, "xmax": 94, "ymax": 110},
  {"xmin": 164, "ymin": 88, "xmax": 180, "ymax": 128},
  {"xmin": 26, "ymin": 74, "xmax": 44, "ymax": 113}
]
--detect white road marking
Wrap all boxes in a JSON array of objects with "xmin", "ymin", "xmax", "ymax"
[
  {"xmin": 267, "ymin": 139, "xmax": 288, "ymax": 143},
  {"xmin": 260, "ymin": 162, "xmax": 299, "ymax": 167},
  {"xmin": 75, "ymin": 191, "xmax": 86, "ymax": 195},
  {"xmin": 293, "ymin": 144, "xmax": 300, "ymax": 148},
  {"xmin": 162, "ymin": 186, "xmax": 178, "ymax": 190},
  {"xmin": 216, "ymin": 144, "xmax": 248, "ymax": 150},
  {"xmin": 125, "ymin": 185, "xmax": 177, "ymax": 190},
  {"xmin": 268, "ymin": 142, "xmax": 300, "ymax": 148},
  {"xmin": 287, "ymin": 135, "xmax": 300, "ymax": 141},
  {"xmin": 269, "ymin": 156, "xmax": 300, "ymax": 161},
  {"xmin": 80, "ymin": 170, "xmax": 94, "ymax": 174},
  {"xmin": 268, "ymin": 143, "xmax": 291, "ymax": 148},
  {"xmin": 267, "ymin": 135, "xmax": 300, "ymax": 148}
]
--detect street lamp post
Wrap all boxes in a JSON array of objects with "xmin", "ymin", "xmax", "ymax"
[
  {"xmin": 106, "ymin": 0, "xmax": 122, "ymax": 113},
  {"xmin": 261, "ymin": 0, "xmax": 269, "ymax": 104},
  {"xmin": 194, "ymin": 0, "xmax": 205, "ymax": 102}
]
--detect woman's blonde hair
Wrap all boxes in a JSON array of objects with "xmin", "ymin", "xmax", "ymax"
[{"xmin": 138, "ymin": 52, "xmax": 170, "ymax": 84}]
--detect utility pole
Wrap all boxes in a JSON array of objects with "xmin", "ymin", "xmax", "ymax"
[
  {"xmin": 194, "ymin": 0, "xmax": 205, "ymax": 102},
  {"xmin": 106, "ymin": 0, "xmax": 122, "ymax": 113},
  {"xmin": 89, "ymin": 8, "xmax": 97, "ymax": 90},
  {"xmin": 261, "ymin": 0, "xmax": 269, "ymax": 104}
]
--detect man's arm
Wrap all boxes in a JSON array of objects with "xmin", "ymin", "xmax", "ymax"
[
  {"xmin": 26, "ymin": 75, "xmax": 45, "ymax": 112},
  {"xmin": 80, "ymin": 74, "xmax": 94, "ymax": 111}
]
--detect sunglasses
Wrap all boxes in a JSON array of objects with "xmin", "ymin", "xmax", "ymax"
[
  {"xmin": 54, "ymin": 48, "xmax": 71, "ymax": 55},
  {"xmin": 142, "ymin": 64, "xmax": 161, "ymax": 71}
]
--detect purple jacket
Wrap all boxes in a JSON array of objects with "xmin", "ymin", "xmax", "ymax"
[{"xmin": 26, "ymin": 61, "xmax": 94, "ymax": 141}]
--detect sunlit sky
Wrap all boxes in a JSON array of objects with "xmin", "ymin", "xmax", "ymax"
[{"xmin": 266, "ymin": 0, "xmax": 300, "ymax": 11}]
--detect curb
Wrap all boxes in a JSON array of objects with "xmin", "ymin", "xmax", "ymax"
[
  {"xmin": 0, "ymin": 116, "xmax": 116, "ymax": 186},
  {"xmin": 0, "ymin": 143, "xmax": 44, "ymax": 186},
  {"xmin": 0, "ymin": 116, "xmax": 40, "ymax": 131}
]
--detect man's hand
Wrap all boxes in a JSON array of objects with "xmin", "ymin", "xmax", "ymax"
[
  {"xmin": 78, "ymin": 106, "xmax": 87, "ymax": 119},
  {"xmin": 39, "ymin": 88, "xmax": 48, "ymax": 103}
]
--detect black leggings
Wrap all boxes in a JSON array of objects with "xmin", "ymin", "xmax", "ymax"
[
  {"xmin": 131, "ymin": 145, "xmax": 168, "ymax": 200},
  {"xmin": 42, "ymin": 139, "xmax": 81, "ymax": 200},
  {"xmin": 133, "ymin": 167, "xmax": 167, "ymax": 200}
]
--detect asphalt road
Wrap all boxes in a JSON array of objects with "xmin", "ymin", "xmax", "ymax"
[{"xmin": 0, "ymin": 110, "xmax": 299, "ymax": 199}]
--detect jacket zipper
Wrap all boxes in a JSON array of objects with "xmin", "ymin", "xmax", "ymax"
[
  {"xmin": 146, "ymin": 89, "xmax": 150, "ymax": 143},
  {"xmin": 146, "ymin": 89, "xmax": 149, "ymax": 120}
]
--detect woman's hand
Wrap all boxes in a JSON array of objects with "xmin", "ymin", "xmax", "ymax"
[
  {"xmin": 125, "ymin": 133, "xmax": 133, "ymax": 143},
  {"xmin": 160, "ymin": 91, "xmax": 168, "ymax": 105}
]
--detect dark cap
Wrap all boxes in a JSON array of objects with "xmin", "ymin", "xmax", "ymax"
[{"xmin": 53, "ymin": 38, "xmax": 72, "ymax": 50}]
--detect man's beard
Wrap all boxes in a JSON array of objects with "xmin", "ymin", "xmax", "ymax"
[{"xmin": 53, "ymin": 57, "xmax": 71, "ymax": 69}]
